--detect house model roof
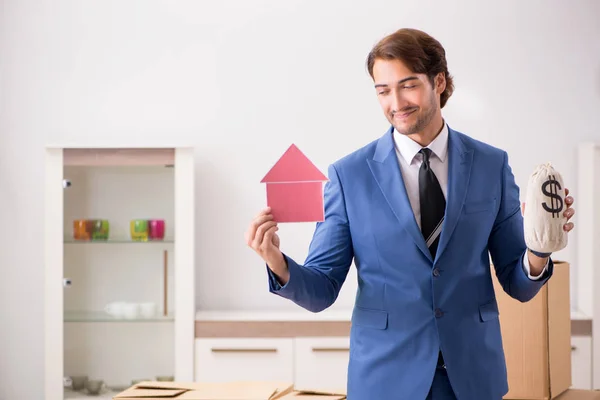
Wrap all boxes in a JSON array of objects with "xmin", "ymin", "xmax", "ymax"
[{"xmin": 261, "ymin": 144, "xmax": 328, "ymax": 183}]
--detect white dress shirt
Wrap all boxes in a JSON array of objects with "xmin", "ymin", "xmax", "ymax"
[{"xmin": 392, "ymin": 123, "xmax": 547, "ymax": 280}]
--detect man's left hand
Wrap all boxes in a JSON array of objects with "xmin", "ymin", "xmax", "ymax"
[
  {"xmin": 521, "ymin": 187, "xmax": 575, "ymax": 232},
  {"xmin": 522, "ymin": 188, "xmax": 575, "ymax": 276},
  {"xmin": 562, "ymin": 188, "xmax": 575, "ymax": 232}
]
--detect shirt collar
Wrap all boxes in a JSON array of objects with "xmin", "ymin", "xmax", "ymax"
[{"xmin": 393, "ymin": 122, "xmax": 449, "ymax": 165}]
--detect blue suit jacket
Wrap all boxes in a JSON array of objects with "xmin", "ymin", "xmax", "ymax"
[{"xmin": 268, "ymin": 126, "xmax": 553, "ymax": 399}]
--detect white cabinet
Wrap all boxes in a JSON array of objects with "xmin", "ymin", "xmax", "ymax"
[
  {"xmin": 195, "ymin": 333, "xmax": 592, "ymax": 393},
  {"xmin": 571, "ymin": 335, "xmax": 592, "ymax": 389},
  {"xmin": 194, "ymin": 336, "xmax": 349, "ymax": 391},
  {"xmin": 45, "ymin": 147, "xmax": 195, "ymax": 400},
  {"xmin": 294, "ymin": 337, "xmax": 349, "ymax": 393},
  {"xmin": 194, "ymin": 338, "xmax": 295, "ymax": 383}
]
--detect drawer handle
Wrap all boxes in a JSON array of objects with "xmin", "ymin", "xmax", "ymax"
[
  {"xmin": 571, "ymin": 345, "xmax": 577, "ymax": 351},
  {"xmin": 311, "ymin": 347, "xmax": 350, "ymax": 352},
  {"xmin": 210, "ymin": 348, "xmax": 278, "ymax": 353}
]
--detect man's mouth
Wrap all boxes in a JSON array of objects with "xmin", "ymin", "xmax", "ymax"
[{"xmin": 394, "ymin": 109, "xmax": 416, "ymax": 119}]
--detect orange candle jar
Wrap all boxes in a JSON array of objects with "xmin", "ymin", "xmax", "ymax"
[{"xmin": 73, "ymin": 219, "xmax": 92, "ymax": 240}]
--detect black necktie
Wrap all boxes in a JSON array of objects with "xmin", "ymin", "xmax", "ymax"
[{"xmin": 419, "ymin": 148, "xmax": 445, "ymax": 259}]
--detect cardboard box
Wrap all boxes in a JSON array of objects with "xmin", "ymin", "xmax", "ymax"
[
  {"xmin": 492, "ymin": 261, "xmax": 572, "ymax": 399},
  {"xmin": 554, "ymin": 390, "xmax": 600, "ymax": 400},
  {"xmin": 276, "ymin": 391, "xmax": 345, "ymax": 400},
  {"xmin": 111, "ymin": 381, "xmax": 346, "ymax": 400}
]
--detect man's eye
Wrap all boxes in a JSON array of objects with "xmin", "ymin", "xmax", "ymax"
[
  {"xmin": 403, "ymin": 85, "xmax": 416, "ymax": 89},
  {"xmin": 378, "ymin": 91, "xmax": 389, "ymax": 96}
]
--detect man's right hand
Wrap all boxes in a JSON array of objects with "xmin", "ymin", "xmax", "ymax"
[{"xmin": 245, "ymin": 207, "xmax": 289, "ymax": 285}]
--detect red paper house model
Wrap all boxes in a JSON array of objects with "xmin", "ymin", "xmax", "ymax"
[{"xmin": 261, "ymin": 144, "xmax": 328, "ymax": 223}]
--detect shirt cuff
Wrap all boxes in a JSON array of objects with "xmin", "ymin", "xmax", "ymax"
[
  {"xmin": 522, "ymin": 251, "xmax": 549, "ymax": 280},
  {"xmin": 267, "ymin": 265, "xmax": 283, "ymax": 290}
]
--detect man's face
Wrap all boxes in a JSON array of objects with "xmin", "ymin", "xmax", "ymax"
[{"xmin": 372, "ymin": 58, "xmax": 443, "ymax": 136}]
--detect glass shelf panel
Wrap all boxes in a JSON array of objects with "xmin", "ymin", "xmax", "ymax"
[
  {"xmin": 64, "ymin": 311, "xmax": 174, "ymax": 322},
  {"xmin": 64, "ymin": 238, "xmax": 174, "ymax": 244},
  {"xmin": 64, "ymin": 388, "xmax": 124, "ymax": 400}
]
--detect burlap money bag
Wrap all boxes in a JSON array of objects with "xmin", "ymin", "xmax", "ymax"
[{"xmin": 523, "ymin": 162, "xmax": 568, "ymax": 254}]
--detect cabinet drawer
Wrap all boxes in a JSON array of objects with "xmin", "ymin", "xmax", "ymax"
[
  {"xmin": 294, "ymin": 337, "xmax": 349, "ymax": 393},
  {"xmin": 571, "ymin": 335, "xmax": 592, "ymax": 389},
  {"xmin": 194, "ymin": 338, "xmax": 294, "ymax": 383}
]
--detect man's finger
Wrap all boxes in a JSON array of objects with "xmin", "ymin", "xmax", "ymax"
[
  {"xmin": 256, "ymin": 221, "xmax": 277, "ymax": 239},
  {"xmin": 249, "ymin": 214, "xmax": 273, "ymax": 242},
  {"xmin": 253, "ymin": 221, "xmax": 277, "ymax": 250},
  {"xmin": 564, "ymin": 208, "xmax": 575, "ymax": 220},
  {"xmin": 261, "ymin": 225, "xmax": 278, "ymax": 250},
  {"xmin": 253, "ymin": 214, "xmax": 273, "ymax": 227},
  {"xmin": 257, "ymin": 207, "xmax": 272, "ymax": 217},
  {"xmin": 258, "ymin": 224, "xmax": 277, "ymax": 252},
  {"xmin": 565, "ymin": 196, "xmax": 574, "ymax": 206}
]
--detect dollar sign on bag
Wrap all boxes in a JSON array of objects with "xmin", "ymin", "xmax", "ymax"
[{"xmin": 541, "ymin": 175, "xmax": 563, "ymax": 218}]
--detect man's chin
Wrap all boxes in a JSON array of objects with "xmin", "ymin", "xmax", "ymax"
[{"xmin": 392, "ymin": 123, "xmax": 417, "ymax": 136}]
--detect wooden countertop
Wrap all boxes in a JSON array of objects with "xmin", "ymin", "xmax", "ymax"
[
  {"xmin": 195, "ymin": 309, "xmax": 352, "ymax": 338},
  {"xmin": 194, "ymin": 308, "xmax": 592, "ymax": 338},
  {"xmin": 196, "ymin": 309, "xmax": 352, "ymax": 322}
]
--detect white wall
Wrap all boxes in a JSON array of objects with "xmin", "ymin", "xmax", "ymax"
[{"xmin": 2, "ymin": 0, "xmax": 600, "ymax": 398}]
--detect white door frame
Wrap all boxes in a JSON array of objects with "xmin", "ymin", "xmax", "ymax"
[
  {"xmin": 44, "ymin": 146, "xmax": 195, "ymax": 400},
  {"xmin": 577, "ymin": 142, "xmax": 600, "ymax": 389},
  {"xmin": 45, "ymin": 147, "xmax": 64, "ymax": 399}
]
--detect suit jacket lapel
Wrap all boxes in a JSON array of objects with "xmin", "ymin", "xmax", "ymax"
[
  {"xmin": 435, "ymin": 128, "xmax": 473, "ymax": 262},
  {"xmin": 367, "ymin": 127, "xmax": 433, "ymax": 263}
]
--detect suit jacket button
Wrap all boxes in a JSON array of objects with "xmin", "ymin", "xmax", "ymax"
[
  {"xmin": 433, "ymin": 268, "xmax": 440, "ymax": 277},
  {"xmin": 435, "ymin": 308, "xmax": 444, "ymax": 318}
]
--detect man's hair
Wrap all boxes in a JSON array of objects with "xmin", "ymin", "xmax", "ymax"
[{"xmin": 366, "ymin": 28, "xmax": 455, "ymax": 108}]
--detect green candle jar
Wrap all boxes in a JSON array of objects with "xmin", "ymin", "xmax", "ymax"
[
  {"xmin": 130, "ymin": 219, "xmax": 148, "ymax": 241},
  {"xmin": 92, "ymin": 219, "xmax": 109, "ymax": 240}
]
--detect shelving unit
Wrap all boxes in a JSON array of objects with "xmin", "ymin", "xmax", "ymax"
[{"xmin": 44, "ymin": 146, "xmax": 195, "ymax": 400}]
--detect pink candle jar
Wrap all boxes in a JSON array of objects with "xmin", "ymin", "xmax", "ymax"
[{"xmin": 148, "ymin": 219, "xmax": 165, "ymax": 240}]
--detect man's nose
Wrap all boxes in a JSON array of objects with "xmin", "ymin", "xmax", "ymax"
[{"xmin": 391, "ymin": 91, "xmax": 409, "ymax": 112}]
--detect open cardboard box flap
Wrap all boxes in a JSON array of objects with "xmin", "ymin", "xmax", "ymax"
[
  {"xmin": 276, "ymin": 391, "xmax": 345, "ymax": 400},
  {"xmin": 112, "ymin": 381, "xmax": 348, "ymax": 400},
  {"xmin": 113, "ymin": 381, "xmax": 295, "ymax": 400},
  {"xmin": 290, "ymin": 386, "xmax": 346, "ymax": 397},
  {"xmin": 554, "ymin": 389, "xmax": 600, "ymax": 400}
]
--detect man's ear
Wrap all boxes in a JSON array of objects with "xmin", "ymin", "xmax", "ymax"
[{"xmin": 435, "ymin": 72, "xmax": 446, "ymax": 94}]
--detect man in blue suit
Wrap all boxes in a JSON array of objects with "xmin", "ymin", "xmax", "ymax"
[{"xmin": 245, "ymin": 28, "xmax": 575, "ymax": 399}]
